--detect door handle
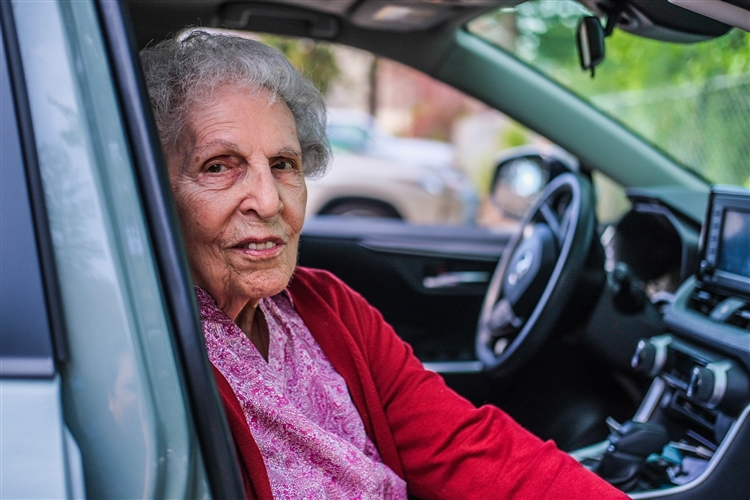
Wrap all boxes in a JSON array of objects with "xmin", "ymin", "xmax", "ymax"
[{"xmin": 422, "ymin": 271, "xmax": 490, "ymax": 289}]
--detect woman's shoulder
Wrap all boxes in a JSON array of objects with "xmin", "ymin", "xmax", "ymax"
[
  {"xmin": 289, "ymin": 266, "xmax": 366, "ymax": 309},
  {"xmin": 290, "ymin": 266, "xmax": 349, "ymax": 296},
  {"xmin": 291, "ymin": 266, "xmax": 341, "ymax": 285},
  {"xmin": 289, "ymin": 265, "xmax": 384, "ymax": 334}
]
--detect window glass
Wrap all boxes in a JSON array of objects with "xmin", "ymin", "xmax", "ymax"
[
  {"xmin": 0, "ymin": 22, "xmax": 54, "ymax": 375},
  {"xmin": 592, "ymin": 171, "xmax": 631, "ymax": 225},
  {"xmin": 259, "ymin": 34, "xmax": 572, "ymax": 228},
  {"xmin": 13, "ymin": 1, "xmax": 199, "ymax": 496},
  {"xmin": 468, "ymin": 0, "xmax": 750, "ymax": 188}
]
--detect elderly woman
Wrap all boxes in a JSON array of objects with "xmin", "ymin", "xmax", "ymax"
[{"xmin": 140, "ymin": 32, "xmax": 626, "ymax": 500}]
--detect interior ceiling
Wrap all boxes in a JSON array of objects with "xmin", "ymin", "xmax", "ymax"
[
  {"xmin": 579, "ymin": 0, "xmax": 731, "ymax": 41},
  {"xmin": 125, "ymin": 0, "xmax": 517, "ymax": 73},
  {"xmin": 125, "ymin": 0, "xmax": 736, "ymax": 54},
  {"xmin": 127, "ymin": 0, "xmax": 516, "ymax": 49}
]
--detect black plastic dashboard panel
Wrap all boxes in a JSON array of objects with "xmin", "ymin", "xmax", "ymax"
[
  {"xmin": 659, "ymin": 186, "xmax": 750, "ymax": 369},
  {"xmin": 666, "ymin": 280, "xmax": 750, "ymax": 369},
  {"xmin": 619, "ymin": 189, "xmax": 703, "ymax": 285},
  {"xmin": 626, "ymin": 187, "xmax": 708, "ymax": 224},
  {"xmin": 628, "ymin": 187, "xmax": 750, "ymax": 498},
  {"xmin": 633, "ymin": 404, "xmax": 750, "ymax": 500},
  {"xmin": 616, "ymin": 206, "xmax": 685, "ymax": 282},
  {"xmin": 612, "ymin": 187, "xmax": 750, "ymax": 499}
]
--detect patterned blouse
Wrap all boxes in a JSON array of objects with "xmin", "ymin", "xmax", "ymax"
[{"xmin": 197, "ymin": 287, "xmax": 408, "ymax": 499}]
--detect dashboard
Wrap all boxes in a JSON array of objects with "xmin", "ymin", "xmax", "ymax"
[
  {"xmin": 613, "ymin": 190, "xmax": 702, "ymax": 300},
  {"xmin": 617, "ymin": 186, "xmax": 750, "ymax": 369},
  {"xmin": 587, "ymin": 185, "xmax": 750, "ymax": 498}
]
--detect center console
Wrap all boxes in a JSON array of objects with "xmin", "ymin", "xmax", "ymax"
[{"xmin": 572, "ymin": 186, "xmax": 750, "ymax": 498}]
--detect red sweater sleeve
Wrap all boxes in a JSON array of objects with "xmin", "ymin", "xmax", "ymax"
[{"xmin": 290, "ymin": 267, "xmax": 628, "ymax": 500}]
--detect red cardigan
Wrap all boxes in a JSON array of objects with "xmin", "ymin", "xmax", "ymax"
[{"xmin": 212, "ymin": 266, "xmax": 627, "ymax": 499}]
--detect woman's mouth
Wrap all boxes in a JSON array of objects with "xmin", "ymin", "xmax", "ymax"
[
  {"xmin": 233, "ymin": 238, "xmax": 284, "ymax": 258},
  {"xmin": 245, "ymin": 241, "xmax": 276, "ymax": 250}
]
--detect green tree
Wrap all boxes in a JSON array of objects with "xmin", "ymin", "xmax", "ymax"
[
  {"xmin": 259, "ymin": 35, "xmax": 340, "ymax": 96},
  {"xmin": 472, "ymin": 0, "xmax": 750, "ymax": 187}
]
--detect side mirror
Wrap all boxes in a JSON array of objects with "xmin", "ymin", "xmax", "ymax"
[
  {"xmin": 491, "ymin": 156, "xmax": 547, "ymax": 219},
  {"xmin": 490, "ymin": 147, "xmax": 578, "ymax": 220},
  {"xmin": 577, "ymin": 16, "xmax": 605, "ymax": 76}
]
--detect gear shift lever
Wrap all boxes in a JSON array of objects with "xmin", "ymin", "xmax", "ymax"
[{"xmin": 593, "ymin": 420, "xmax": 670, "ymax": 491}]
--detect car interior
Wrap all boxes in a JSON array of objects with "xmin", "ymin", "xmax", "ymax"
[
  {"xmin": 123, "ymin": 1, "xmax": 750, "ymax": 497},
  {"xmin": 2, "ymin": 0, "xmax": 748, "ymax": 498}
]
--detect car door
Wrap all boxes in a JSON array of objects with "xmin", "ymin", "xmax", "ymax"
[
  {"xmin": 0, "ymin": 13, "xmax": 82, "ymax": 497},
  {"xmin": 300, "ymin": 218, "xmax": 510, "ymax": 369},
  {"xmin": 1, "ymin": 1, "xmax": 243, "ymax": 497}
]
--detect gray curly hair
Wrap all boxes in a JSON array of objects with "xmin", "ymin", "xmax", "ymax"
[{"xmin": 140, "ymin": 30, "xmax": 330, "ymax": 178}]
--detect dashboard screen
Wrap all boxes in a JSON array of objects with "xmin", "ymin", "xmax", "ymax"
[{"xmin": 717, "ymin": 209, "xmax": 750, "ymax": 279}]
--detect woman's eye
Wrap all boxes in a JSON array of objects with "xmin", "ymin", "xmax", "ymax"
[
  {"xmin": 206, "ymin": 163, "xmax": 227, "ymax": 173},
  {"xmin": 273, "ymin": 160, "xmax": 295, "ymax": 171}
]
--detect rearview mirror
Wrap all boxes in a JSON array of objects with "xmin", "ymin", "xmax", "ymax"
[{"xmin": 576, "ymin": 16, "xmax": 605, "ymax": 76}]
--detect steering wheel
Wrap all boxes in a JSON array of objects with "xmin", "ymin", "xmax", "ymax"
[{"xmin": 476, "ymin": 172, "xmax": 596, "ymax": 375}]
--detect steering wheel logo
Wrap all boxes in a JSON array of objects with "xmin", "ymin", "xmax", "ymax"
[{"xmin": 508, "ymin": 249, "xmax": 534, "ymax": 286}]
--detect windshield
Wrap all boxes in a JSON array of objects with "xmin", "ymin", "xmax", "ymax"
[{"xmin": 468, "ymin": 0, "xmax": 750, "ymax": 188}]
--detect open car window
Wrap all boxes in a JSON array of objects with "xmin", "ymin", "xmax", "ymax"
[
  {"xmin": 468, "ymin": 0, "xmax": 750, "ymax": 188},
  {"xmin": 241, "ymin": 34, "xmax": 631, "ymax": 228}
]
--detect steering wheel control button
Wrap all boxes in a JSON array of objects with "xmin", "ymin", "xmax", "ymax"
[
  {"xmin": 493, "ymin": 337, "xmax": 509, "ymax": 356},
  {"xmin": 487, "ymin": 299, "xmax": 522, "ymax": 332},
  {"xmin": 507, "ymin": 249, "xmax": 533, "ymax": 286}
]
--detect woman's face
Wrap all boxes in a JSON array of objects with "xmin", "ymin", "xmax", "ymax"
[{"xmin": 167, "ymin": 85, "xmax": 306, "ymax": 319}]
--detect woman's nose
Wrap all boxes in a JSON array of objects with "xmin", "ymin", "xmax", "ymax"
[{"xmin": 238, "ymin": 165, "xmax": 283, "ymax": 219}]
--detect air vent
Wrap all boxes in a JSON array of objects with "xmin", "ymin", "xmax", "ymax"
[
  {"xmin": 687, "ymin": 285, "xmax": 727, "ymax": 316},
  {"xmin": 727, "ymin": 303, "xmax": 750, "ymax": 331},
  {"xmin": 687, "ymin": 283, "xmax": 750, "ymax": 331}
]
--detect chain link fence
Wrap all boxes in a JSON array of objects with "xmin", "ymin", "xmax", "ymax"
[{"xmin": 592, "ymin": 73, "xmax": 750, "ymax": 187}]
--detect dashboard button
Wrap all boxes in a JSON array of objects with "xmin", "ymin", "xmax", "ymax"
[
  {"xmin": 687, "ymin": 366, "xmax": 715, "ymax": 403},
  {"xmin": 631, "ymin": 335, "xmax": 671, "ymax": 377}
]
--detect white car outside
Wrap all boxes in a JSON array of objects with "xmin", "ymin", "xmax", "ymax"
[
  {"xmin": 306, "ymin": 150, "xmax": 471, "ymax": 224},
  {"xmin": 306, "ymin": 109, "xmax": 478, "ymax": 224}
]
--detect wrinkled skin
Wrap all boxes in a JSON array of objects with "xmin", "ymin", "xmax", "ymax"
[{"xmin": 166, "ymin": 85, "xmax": 306, "ymax": 356}]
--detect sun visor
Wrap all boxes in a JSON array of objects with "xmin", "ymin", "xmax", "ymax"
[
  {"xmin": 669, "ymin": 0, "xmax": 750, "ymax": 33},
  {"xmin": 350, "ymin": 0, "xmax": 511, "ymax": 32},
  {"xmin": 220, "ymin": 3, "xmax": 341, "ymax": 39},
  {"xmin": 579, "ymin": 0, "xmax": 731, "ymax": 42}
]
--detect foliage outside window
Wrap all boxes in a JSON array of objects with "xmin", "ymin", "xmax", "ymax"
[{"xmin": 469, "ymin": 0, "xmax": 750, "ymax": 188}]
